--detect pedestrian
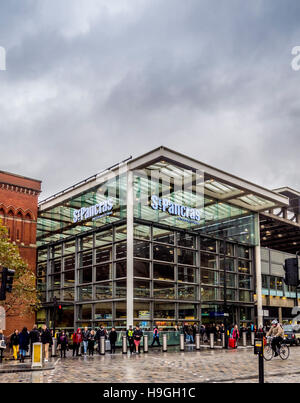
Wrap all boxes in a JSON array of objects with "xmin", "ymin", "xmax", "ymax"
[
  {"xmin": 88, "ymin": 330, "xmax": 96, "ymax": 356},
  {"xmin": 109, "ymin": 327, "xmax": 117, "ymax": 354},
  {"xmin": 58, "ymin": 330, "xmax": 68, "ymax": 358},
  {"xmin": 72, "ymin": 328, "xmax": 83, "ymax": 356},
  {"xmin": 133, "ymin": 325, "xmax": 143, "ymax": 354},
  {"xmin": 232, "ymin": 324, "xmax": 240, "ymax": 349},
  {"xmin": 82, "ymin": 326, "xmax": 90, "ymax": 356},
  {"xmin": 126, "ymin": 325, "xmax": 134, "ymax": 354},
  {"xmin": 29, "ymin": 324, "xmax": 40, "ymax": 356},
  {"xmin": 151, "ymin": 326, "xmax": 160, "ymax": 347},
  {"xmin": 41, "ymin": 324, "xmax": 52, "ymax": 362},
  {"xmin": 10, "ymin": 329, "xmax": 19, "ymax": 360},
  {"xmin": 19, "ymin": 327, "xmax": 30, "ymax": 362},
  {"xmin": 0, "ymin": 329, "xmax": 6, "ymax": 363},
  {"xmin": 192, "ymin": 323, "xmax": 198, "ymax": 342}
]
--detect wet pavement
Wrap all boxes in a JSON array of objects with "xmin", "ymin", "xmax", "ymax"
[{"xmin": 1, "ymin": 345, "xmax": 300, "ymax": 383}]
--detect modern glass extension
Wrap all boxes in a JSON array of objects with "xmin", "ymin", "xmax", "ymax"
[{"xmin": 36, "ymin": 147, "xmax": 288, "ymax": 330}]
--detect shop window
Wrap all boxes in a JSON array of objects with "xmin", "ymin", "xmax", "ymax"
[
  {"xmin": 115, "ymin": 302, "xmax": 127, "ymax": 319},
  {"xmin": 154, "ymin": 302, "xmax": 175, "ymax": 319},
  {"xmin": 134, "ymin": 302, "xmax": 151, "ymax": 320},
  {"xmin": 238, "ymin": 260, "xmax": 250, "ymax": 274},
  {"xmin": 178, "ymin": 304, "xmax": 197, "ymax": 320},
  {"xmin": 95, "ymin": 302, "xmax": 112, "ymax": 320},
  {"xmin": 201, "ymin": 269, "xmax": 219, "ymax": 286}
]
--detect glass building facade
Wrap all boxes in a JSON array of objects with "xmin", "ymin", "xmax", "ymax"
[{"xmin": 36, "ymin": 147, "xmax": 288, "ymax": 331}]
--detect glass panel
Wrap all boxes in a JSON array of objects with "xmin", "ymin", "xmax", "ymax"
[
  {"xmin": 220, "ymin": 242, "xmax": 235, "ymax": 256},
  {"xmin": 95, "ymin": 282, "xmax": 112, "ymax": 300},
  {"xmin": 220, "ymin": 288, "xmax": 236, "ymax": 301},
  {"xmin": 38, "ymin": 249, "xmax": 48, "ymax": 262},
  {"xmin": 78, "ymin": 267, "xmax": 92, "ymax": 284},
  {"xmin": 153, "ymin": 263, "xmax": 175, "ymax": 281},
  {"xmin": 116, "ymin": 261, "xmax": 126, "ymax": 278},
  {"xmin": 95, "ymin": 264, "xmax": 112, "ymax": 282},
  {"xmin": 201, "ymin": 269, "xmax": 219, "ymax": 286},
  {"xmin": 78, "ymin": 250, "xmax": 93, "ymax": 267},
  {"xmin": 78, "ymin": 285, "xmax": 93, "ymax": 301},
  {"xmin": 134, "ymin": 260, "xmax": 150, "ymax": 278},
  {"xmin": 134, "ymin": 240, "xmax": 150, "ymax": 259},
  {"xmin": 133, "ymin": 224, "xmax": 150, "ymax": 240},
  {"xmin": 238, "ymin": 275, "xmax": 251, "ymax": 289},
  {"xmin": 220, "ymin": 257, "xmax": 235, "ymax": 272},
  {"xmin": 37, "ymin": 262, "xmax": 47, "ymax": 277},
  {"xmin": 237, "ymin": 245, "xmax": 250, "ymax": 259},
  {"xmin": 64, "ymin": 239, "xmax": 76, "ymax": 255},
  {"xmin": 134, "ymin": 302, "xmax": 151, "ymax": 319},
  {"xmin": 200, "ymin": 253, "xmax": 217, "ymax": 269},
  {"xmin": 154, "ymin": 302, "xmax": 175, "ymax": 319},
  {"xmin": 153, "ymin": 243, "xmax": 174, "ymax": 262},
  {"xmin": 134, "ymin": 280, "xmax": 150, "ymax": 298},
  {"xmin": 153, "ymin": 227, "xmax": 174, "ymax": 244},
  {"xmin": 176, "ymin": 232, "xmax": 196, "ymax": 248},
  {"xmin": 64, "ymin": 255, "xmax": 75, "ymax": 271},
  {"xmin": 200, "ymin": 237, "xmax": 217, "ymax": 253},
  {"xmin": 239, "ymin": 290, "xmax": 251, "ymax": 302},
  {"xmin": 49, "ymin": 274, "xmax": 61, "ymax": 289},
  {"xmin": 52, "ymin": 244, "xmax": 62, "ymax": 258},
  {"xmin": 238, "ymin": 260, "xmax": 250, "ymax": 274},
  {"xmin": 178, "ymin": 284, "xmax": 197, "ymax": 300},
  {"xmin": 220, "ymin": 272, "xmax": 236, "ymax": 288},
  {"xmin": 201, "ymin": 286, "xmax": 218, "ymax": 301},
  {"xmin": 95, "ymin": 302, "xmax": 112, "ymax": 320},
  {"xmin": 116, "ymin": 302, "xmax": 127, "ymax": 319},
  {"xmin": 153, "ymin": 282, "xmax": 175, "ymax": 299},
  {"xmin": 95, "ymin": 229, "xmax": 113, "ymax": 247},
  {"xmin": 115, "ymin": 241, "xmax": 127, "ymax": 259},
  {"xmin": 178, "ymin": 266, "xmax": 196, "ymax": 283},
  {"xmin": 63, "ymin": 287, "xmax": 75, "ymax": 301},
  {"xmin": 95, "ymin": 245, "xmax": 112, "ymax": 264},
  {"xmin": 115, "ymin": 225, "xmax": 127, "ymax": 242},
  {"xmin": 115, "ymin": 280, "xmax": 127, "ymax": 298},
  {"xmin": 178, "ymin": 303, "xmax": 197, "ymax": 320},
  {"xmin": 79, "ymin": 235, "xmax": 93, "ymax": 251},
  {"xmin": 177, "ymin": 248, "xmax": 196, "ymax": 266},
  {"xmin": 51, "ymin": 258, "xmax": 62, "ymax": 274},
  {"xmin": 64, "ymin": 270, "xmax": 75, "ymax": 287},
  {"xmin": 78, "ymin": 304, "xmax": 92, "ymax": 320}
]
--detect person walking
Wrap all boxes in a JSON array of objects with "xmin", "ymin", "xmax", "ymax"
[
  {"xmin": 151, "ymin": 326, "xmax": 160, "ymax": 347},
  {"xmin": 0, "ymin": 329, "xmax": 6, "ymax": 363},
  {"xmin": 126, "ymin": 325, "xmax": 134, "ymax": 354},
  {"xmin": 41, "ymin": 324, "xmax": 52, "ymax": 362},
  {"xmin": 19, "ymin": 327, "xmax": 30, "ymax": 362},
  {"xmin": 82, "ymin": 326, "xmax": 90, "ymax": 356},
  {"xmin": 88, "ymin": 330, "xmax": 96, "ymax": 356},
  {"xmin": 109, "ymin": 327, "xmax": 117, "ymax": 354},
  {"xmin": 72, "ymin": 328, "xmax": 83, "ymax": 357},
  {"xmin": 29, "ymin": 324, "xmax": 40, "ymax": 357},
  {"xmin": 58, "ymin": 330, "xmax": 68, "ymax": 358},
  {"xmin": 10, "ymin": 329, "xmax": 19, "ymax": 360},
  {"xmin": 133, "ymin": 325, "xmax": 143, "ymax": 354},
  {"xmin": 232, "ymin": 324, "xmax": 240, "ymax": 349}
]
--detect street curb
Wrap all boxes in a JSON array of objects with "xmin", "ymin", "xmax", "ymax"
[{"xmin": 0, "ymin": 364, "xmax": 55, "ymax": 374}]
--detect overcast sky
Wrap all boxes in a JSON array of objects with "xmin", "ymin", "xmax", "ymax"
[{"xmin": 1, "ymin": 0, "xmax": 300, "ymax": 200}]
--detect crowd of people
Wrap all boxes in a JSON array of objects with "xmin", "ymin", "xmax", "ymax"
[{"xmin": 0, "ymin": 321, "xmax": 267, "ymax": 362}]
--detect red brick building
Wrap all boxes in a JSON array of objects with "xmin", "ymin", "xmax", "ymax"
[{"xmin": 0, "ymin": 170, "xmax": 41, "ymax": 335}]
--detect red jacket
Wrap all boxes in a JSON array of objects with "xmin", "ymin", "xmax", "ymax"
[{"xmin": 72, "ymin": 329, "xmax": 83, "ymax": 344}]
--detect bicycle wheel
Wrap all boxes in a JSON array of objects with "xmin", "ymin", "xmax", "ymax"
[
  {"xmin": 264, "ymin": 345, "xmax": 274, "ymax": 361},
  {"xmin": 279, "ymin": 344, "xmax": 290, "ymax": 360}
]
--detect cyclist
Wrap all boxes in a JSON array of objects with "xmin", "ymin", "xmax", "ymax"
[{"xmin": 266, "ymin": 319, "xmax": 284, "ymax": 357}]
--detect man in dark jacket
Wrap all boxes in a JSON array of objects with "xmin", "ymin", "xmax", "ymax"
[
  {"xmin": 109, "ymin": 327, "xmax": 117, "ymax": 354},
  {"xmin": 95, "ymin": 325, "xmax": 107, "ymax": 354},
  {"xmin": 82, "ymin": 327, "xmax": 90, "ymax": 355},
  {"xmin": 29, "ymin": 324, "xmax": 40, "ymax": 357},
  {"xmin": 19, "ymin": 327, "xmax": 30, "ymax": 363}
]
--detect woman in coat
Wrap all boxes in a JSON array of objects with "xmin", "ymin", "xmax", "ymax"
[
  {"xmin": 10, "ymin": 329, "xmax": 19, "ymax": 360},
  {"xmin": 0, "ymin": 329, "xmax": 5, "ymax": 363},
  {"xmin": 58, "ymin": 330, "xmax": 68, "ymax": 358},
  {"xmin": 19, "ymin": 327, "xmax": 30, "ymax": 362},
  {"xmin": 232, "ymin": 325, "xmax": 240, "ymax": 349},
  {"xmin": 72, "ymin": 328, "xmax": 83, "ymax": 356}
]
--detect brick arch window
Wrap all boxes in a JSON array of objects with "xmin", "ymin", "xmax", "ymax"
[
  {"xmin": 24, "ymin": 211, "xmax": 33, "ymax": 245},
  {"xmin": 6, "ymin": 209, "xmax": 14, "ymax": 240},
  {"xmin": 15, "ymin": 210, "xmax": 23, "ymax": 242}
]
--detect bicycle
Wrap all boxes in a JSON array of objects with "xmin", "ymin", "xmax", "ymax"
[{"xmin": 263, "ymin": 336, "xmax": 290, "ymax": 361}]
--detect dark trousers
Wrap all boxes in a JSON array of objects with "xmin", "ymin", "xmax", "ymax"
[
  {"xmin": 271, "ymin": 336, "xmax": 283, "ymax": 354},
  {"xmin": 0, "ymin": 349, "xmax": 3, "ymax": 363},
  {"xmin": 128, "ymin": 338, "xmax": 134, "ymax": 353},
  {"xmin": 60, "ymin": 347, "xmax": 67, "ymax": 358},
  {"xmin": 110, "ymin": 342, "xmax": 116, "ymax": 353},
  {"xmin": 151, "ymin": 336, "xmax": 160, "ymax": 347},
  {"xmin": 73, "ymin": 343, "xmax": 80, "ymax": 356}
]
